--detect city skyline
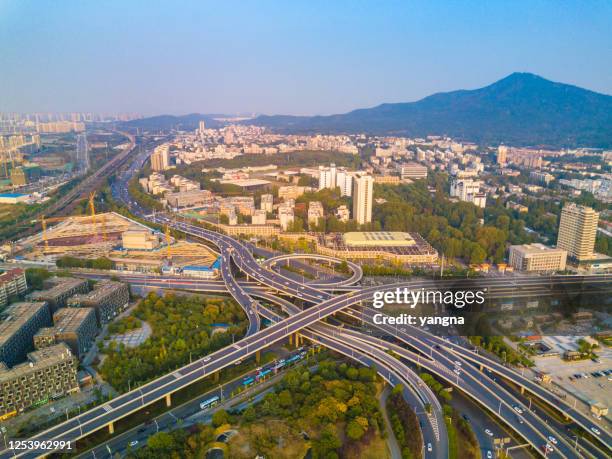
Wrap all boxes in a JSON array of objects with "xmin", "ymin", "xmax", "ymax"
[{"xmin": 1, "ymin": 1, "xmax": 611, "ymax": 115}]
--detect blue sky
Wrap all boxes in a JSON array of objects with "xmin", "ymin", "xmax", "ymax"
[{"xmin": 1, "ymin": 0, "xmax": 610, "ymax": 115}]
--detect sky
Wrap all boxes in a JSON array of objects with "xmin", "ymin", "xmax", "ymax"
[{"xmin": 1, "ymin": 0, "xmax": 611, "ymax": 116}]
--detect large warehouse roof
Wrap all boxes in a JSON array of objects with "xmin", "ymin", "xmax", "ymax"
[{"xmin": 343, "ymin": 231, "xmax": 416, "ymax": 247}]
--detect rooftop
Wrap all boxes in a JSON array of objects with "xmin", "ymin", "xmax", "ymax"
[
  {"xmin": 343, "ymin": 231, "xmax": 416, "ymax": 247},
  {"xmin": 0, "ymin": 343, "xmax": 74, "ymax": 382},
  {"xmin": 0, "ymin": 302, "xmax": 48, "ymax": 346}
]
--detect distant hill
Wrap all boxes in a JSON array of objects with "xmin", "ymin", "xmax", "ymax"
[
  {"xmin": 250, "ymin": 73, "xmax": 612, "ymax": 148},
  {"xmin": 120, "ymin": 113, "xmax": 225, "ymax": 131}
]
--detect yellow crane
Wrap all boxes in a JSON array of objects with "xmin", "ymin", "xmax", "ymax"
[{"xmin": 38, "ymin": 215, "xmax": 69, "ymax": 252}]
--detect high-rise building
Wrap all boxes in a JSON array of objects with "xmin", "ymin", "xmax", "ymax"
[
  {"xmin": 76, "ymin": 133, "xmax": 89, "ymax": 173},
  {"xmin": 150, "ymin": 145, "xmax": 170, "ymax": 171},
  {"xmin": 557, "ymin": 204, "xmax": 599, "ymax": 261},
  {"xmin": 198, "ymin": 120, "xmax": 206, "ymax": 133},
  {"xmin": 353, "ymin": 174, "xmax": 373, "ymax": 225},
  {"xmin": 318, "ymin": 164, "xmax": 337, "ymax": 190},
  {"xmin": 278, "ymin": 203, "xmax": 295, "ymax": 231},
  {"xmin": 336, "ymin": 169, "xmax": 352, "ymax": 197},
  {"xmin": 450, "ymin": 178, "xmax": 486, "ymax": 208},
  {"xmin": 497, "ymin": 145, "xmax": 508, "ymax": 165}
]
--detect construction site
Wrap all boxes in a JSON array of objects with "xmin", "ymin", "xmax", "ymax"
[{"xmin": 11, "ymin": 194, "xmax": 218, "ymax": 272}]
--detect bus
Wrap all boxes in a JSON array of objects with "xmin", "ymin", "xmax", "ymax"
[
  {"xmin": 199, "ymin": 395, "xmax": 220, "ymax": 410},
  {"xmin": 242, "ymin": 377, "xmax": 255, "ymax": 387}
]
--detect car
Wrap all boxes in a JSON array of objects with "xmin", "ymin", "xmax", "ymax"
[
  {"xmin": 462, "ymin": 414, "xmax": 470, "ymax": 422},
  {"xmin": 454, "ymin": 361, "xmax": 462, "ymax": 366},
  {"xmin": 484, "ymin": 429, "xmax": 493, "ymax": 436},
  {"xmin": 591, "ymin": 426, "xmax": 601, "ymax": 435},
  {"xmin": 545, "ymin": 443, "xmax": 554, "ymax": 452},
  {"xmin": 517, "ymin": 416, "xmax": 524, "ymax": 424},
  {"xmin": 129, "ymin": 440, "xmax": 139, "ymax": 447},
  {"xmin": 513, "ymin": 405, "xmax": 523, "ymax": 414},
  {"xmin": 548, "ymin": 436, "xmax": 557, "ymax": 445},
  {"xmin": 203, "ymin": 356, "xmax": 211, "ymax": 362},
  {"xmin": 486, "ymin": 451, "xmax": 493, "ymax": 459},
  {"xmin": 453, "ymin": 369, "xmax": 461, "ymax": 375},
  {"xmin": 427, "ymin": 443, "xmax": 432, "ymax": 452}
]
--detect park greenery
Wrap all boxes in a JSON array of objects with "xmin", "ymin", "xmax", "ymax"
[
  {"xmin": 231, "ymin": 359, "xmax": 384, "ymax": 459},
  {"xmin": 99, "ymin": 293, "xmax": 247, "ymax": 391}
]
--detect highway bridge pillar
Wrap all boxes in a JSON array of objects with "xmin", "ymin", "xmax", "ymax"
[
  {"xmin": 288, "ymin": 334, "xmax": 293, "ymax": 347},
  {"xmin": 256, "ymin": 350, "xmax": 261, "ymax": 363},
  {"xmin": 479, "ymin": 364, "xmax": 484, "ymax": 372},
  {"xmin": 108, "ymin": 422, "xmax": 115, "ymax": 434},
  {"xmin": 520, "ymin": 387, "xmax": 525, "ymax": 395},
  {"xmin": 165, "ymin": 393, "xmax": 172, "ymax": 407},
  {"xmin": 214, "ymin": 371, "xmax": 220, "ymax": 383}
]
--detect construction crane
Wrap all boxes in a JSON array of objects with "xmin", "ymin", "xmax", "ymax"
[
  {"xmin": 38, "ymin": 215, "xmax": 70, "ymax": 252},
  {"xmin": 88, "ymin": 192, "xmax": 97, "ymax": 237}
]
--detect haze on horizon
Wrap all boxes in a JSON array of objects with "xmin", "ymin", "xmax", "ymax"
[{"xmin": 1, "ymin": 0, "xmax": 611, "ymax": 116}]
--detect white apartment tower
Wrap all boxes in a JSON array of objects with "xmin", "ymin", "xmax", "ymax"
[
  {"xmin": 336, "ymin": 169, "xmax": 353, "ymax": 197},
  {"xmin": 557, "ymin": 203, "xmax": 599, "ymax": 261},
  {"xmin": 353, "ymin": 174, "xmax": 373, "ymax": 225},
  {"xmin": 318, "ymin": 163, "xmax": 337, "ymax": 190}
]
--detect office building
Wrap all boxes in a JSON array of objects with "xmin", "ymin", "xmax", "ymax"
[
  {"xmin": 278, "ymin": 185, "xmax": 308, "ymax": 201},
  {"xmin": 400, "ymin": 163, "xmax": 428, "ymax": 180},
  {"xmin": 508, "ymin": 244, "xmax": 567, "ymax": 272},
  {"xmin": 31, "ymin": 277, "xmax": 89, "ymax": 313},
  {"xmin": 557, "ymin": 204, "xmax": 599, "ymax": 261},
  {"xmin": 0, "ymin": 268, "xmax": 28, "ymax": 307},
  {"xmin": 352, "ymin": 174, "xmax": 373, "ymax": 225},
  {"xmin": 336, "ymin": 169, "xmax": 352, "ymax": 197},
  {"xmin": 33, "ymin": 307, "xmax": 98, "ymax": 358},
  {"xmin": 0, "ymin": 343, "xmax": 79, "ymax": 415},
  {"xmin": 260, "ymin": 194, "xmax": 274, "ymax": 213},
  {"xmin": 66, "ymin": 281, "xmax": 129, "ymax": 325},
  {"xmin": 165, "ymin": 190, "xmax": 213, "ymax": 209},
  {"xmin": 150, "ymin": 145, "xmax": 170, "ymax": 171},
  {"xmin": 0, "ymin": 302, "xmax": 51, "ymax": 367}
]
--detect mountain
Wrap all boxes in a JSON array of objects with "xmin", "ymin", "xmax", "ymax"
[{"xmin": 250, "ymin": 73, "xmax": 612, "ymax": 148}]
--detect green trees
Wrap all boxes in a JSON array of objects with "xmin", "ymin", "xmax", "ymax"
[
  {"xmin": 56, "ymin": 256, "xmax": 114, "ymax": 270},
  {"xmin": 387, "ymin": 384, "xmax": 423, "ymax": 459},
  {"xmin": 99, "ymin": 293, "xmax": 248, "ymax": 391},
  {"xmin": 240, "ymin": 359, "xmax": 383, "ymax": 457},
  {"xmin": 25, "ymin": 268, "xmax": 52, "ymax": 291}
]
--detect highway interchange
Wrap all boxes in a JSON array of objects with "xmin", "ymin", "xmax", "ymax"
[{"xmin": 2, "ymin": 140, "xmax": 610, "ymax": 459}]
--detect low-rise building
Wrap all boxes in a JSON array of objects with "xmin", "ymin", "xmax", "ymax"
[
  {"xmin": 307, "ymin": 201, "xmax": 324, "ymax": 227},
  {"xmin": 508, "ymin": 243, "xmax": 567, "ymax": 272},
  {"xmin": 33, "ymin": 308, "xmax": 98, "ymax": 358},
  {"xmin": 252, "ymin": 209, "xmax": 267, "ymax": 225},
  {"xmin": 336, "ymin": 205, "xmax": 350, "ymax": 222},
  {"xmin": 66, "ymin": 281, "xmax": 129, "ymax": 325},
  {"xmin": 165, "ymin": 190, "xmax": 213, "ymax": 209},
  {"xmin": 121, "ymin": 229, "xmax": 160, "ymax": 250},
  {"xmin": 31, "ymin": 277, "xmax": 89, "ymax": 313},
  {"xmin": 0, "ymin": 268, "xmax": 28, "ymax": 307},
  {"xmin": 260, "ymin": 194, "xmax": 274, "ymax": 213},
  {"xmin": 0, "ymin": 302, "xmax": 51, "ymax": 367},
  {"xmin": 0, "ymin": 343, "xmax": 79, "ymax": 415},
  {"xmin": 400, "ymin": 162, "xmax": 428, "ymax": 180}
]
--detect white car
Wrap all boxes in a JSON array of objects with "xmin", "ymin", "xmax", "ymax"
[
  {"xmin": 453, "ymin": 369, "xmax": 461, "ymax": 375},
  {"xmin": 484, "ymin": 429, "xmax": 493, "ymax": 436},
  {"xmin": 129, "ymin": 440, "xmax": 139, "ymax": 447},
  {"xmin": 427, "ymin": 443, "xmax": 432, "ymax": 452},
  {"xmin": 548, "ymin": 436, "xmax": 557, "ymax": 445},
  {"xmin": 486, "ymin": 451, "xmax": 493, "ymax": 459},
  {"xmin": 591, "ymin": 426, "xmax": 601, "ymax": 435},
  {"xmin": 513, "ymin": 405, "xmax": 523, "ymax": 414},
  {"xmin": 203, "ymin": 356, "xmax": 211, "ymax": 362},
  {"xmin": 454, "ymin": 361, "xmax": 462, "ymax": 366},
  {"xmin": 545, "ymin": 443, "xmax": 554, "ymax": 453}
]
